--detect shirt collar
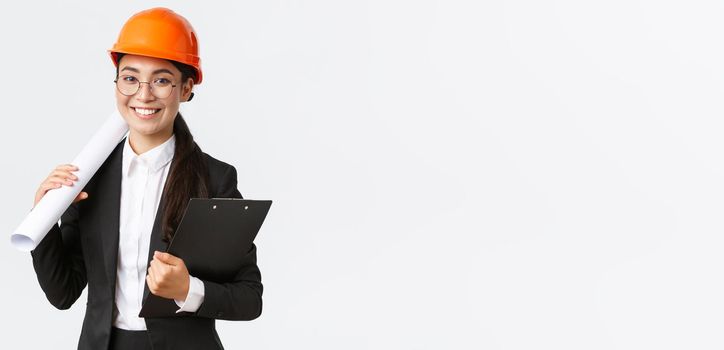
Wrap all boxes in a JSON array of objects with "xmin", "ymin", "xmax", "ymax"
[{"xmin": 122, "ymin": 134, "xmax": 176, "ymax": 176}]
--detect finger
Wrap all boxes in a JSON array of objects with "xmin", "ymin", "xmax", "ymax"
[
  {"xmin": 48, "ymin": 176, "xmax": 75, "ymax": 186},
  {"xmin": 56, "ymin": 164, "xmax": 79, "ymax": 171},
  {"xmin": 150, "ymin": 259, "xmax": 169, "ymax": 277},
  {"xmin": 47, "ymin": 176, "xmax": 68, "ymax": 184},
  {"xmin": 147, "ymin": 265, "xmax": 159, "ymax": 286},
  {"xmin": 41, "ymin": 182, "xmax": 63, "ymax": 191},
  {"xmin": 50, "ymin": 169, "xmax": 73, "ymax": 178},
  {"xmin": 149, "ymin": 258, "xmax": 161, "ymax": 272},
  {"xmin": 53, "ymin": 166, "xmax": 78, "ymax": 174},
  {"xmin": 47, "ymin": 174, "xmax": 76, "ymax": 187},
  {"xmin": 45, "ymin": 175, "xmax": 70, "ymax": 185},
  {"xmin": 50, "ymin": 171, "xmax": 78, "ymax": 182},
  {"xmin": 154, "ymin": 251, "xmax": 181, "ymax": 266},
  {"xmin": 146, "ymin": 274, "xmax": 157, "ymax": 293},
  {"xmin": 149, "ymin": 259, "xmax": 159, "ymax": 273}
]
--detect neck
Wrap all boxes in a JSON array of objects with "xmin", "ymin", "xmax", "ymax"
[{"xmin": 128, "ymin": 129, "xmax": 173, "ymax": 155}]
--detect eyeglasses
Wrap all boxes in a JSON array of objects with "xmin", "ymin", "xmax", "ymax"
[{"xmin": 114, "ymin": 75, "xmax": 177, "ymax": 99}]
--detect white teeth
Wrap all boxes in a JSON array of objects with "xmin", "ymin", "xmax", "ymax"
[{"xmin": 133, "ymin": 108, "xmax": 159, "ymax": 116}]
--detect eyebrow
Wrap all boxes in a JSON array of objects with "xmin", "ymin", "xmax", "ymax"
[{"xmin": 120, "ymin": 67, "xmax": 175, "ymax": 75}]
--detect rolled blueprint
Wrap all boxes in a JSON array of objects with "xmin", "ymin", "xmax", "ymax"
[{"xmin": 10, "ymin": 110, "xmax": 129, "ymax": 252}]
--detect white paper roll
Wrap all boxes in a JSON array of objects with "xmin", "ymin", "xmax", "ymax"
[{"xmin": 11, "ymin": 110, "xmax": 129, "ymax": 252}]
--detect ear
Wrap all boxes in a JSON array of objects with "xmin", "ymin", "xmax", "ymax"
[{"xmin": 181, "ymin": 77, "xmax": 195, "ymax": 102}]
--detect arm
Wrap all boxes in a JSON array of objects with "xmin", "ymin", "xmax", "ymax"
[
  {"xmin": 30, "ymin": 202, "xmax": 88, "ymax": 310},
  {"xmin": 194, "ymin": 243, "xmax": 263, "ymax": 320},
  {"xmin": 194, "ymin": 165, "xmax": 263, "ymax": 320}
]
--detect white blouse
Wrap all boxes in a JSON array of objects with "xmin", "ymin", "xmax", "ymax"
[{"xmin": 112, "ymin": 134, "xmax": 204, "ymax": 330}]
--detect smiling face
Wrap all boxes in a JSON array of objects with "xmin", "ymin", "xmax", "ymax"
[{"xmin": 115, "ymin": 54, "xmax": 193, "ymax": 147}]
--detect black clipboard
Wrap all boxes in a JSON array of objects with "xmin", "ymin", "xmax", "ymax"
[{"xmin": 139, "ymin": 198, "xmax": 272, "ymax": 318}]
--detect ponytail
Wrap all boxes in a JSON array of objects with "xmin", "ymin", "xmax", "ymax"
[{"xmin": 161, "ymin": 113, "xmax": 210, "ymax": 242}]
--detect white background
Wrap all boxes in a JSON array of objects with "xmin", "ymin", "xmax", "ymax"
[{"xmin": 1, "ymin": 1, "xmax": 723, "ymax": 349}]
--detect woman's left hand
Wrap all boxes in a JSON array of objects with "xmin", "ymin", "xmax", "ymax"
[{"xmin": 146, "ymin": 251, "xmax": 190, "ymax": 301}]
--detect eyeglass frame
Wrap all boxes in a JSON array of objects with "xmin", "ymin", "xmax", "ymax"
[{"xmin": 113, "ymin": 75, "xmax": 178, "ymax": 99}]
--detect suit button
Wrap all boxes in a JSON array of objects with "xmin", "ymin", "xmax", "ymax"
[{"xmin": 217, "ymin": 311, "xmax": 224, "ymax": 317}]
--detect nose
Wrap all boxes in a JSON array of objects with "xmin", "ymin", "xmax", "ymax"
[{"xmin": 135, "ymin": 82, "xmax": 155, "ymax": 101}]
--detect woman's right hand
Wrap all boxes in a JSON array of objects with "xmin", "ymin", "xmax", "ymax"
[{"xmin": 34, "ymin": 164, "xmax": 89, "ymax": 208}]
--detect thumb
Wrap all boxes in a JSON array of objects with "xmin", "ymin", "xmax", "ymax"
[{"xmin": 73, "ymin": 191, "xmax": 89, "ymax": 203}]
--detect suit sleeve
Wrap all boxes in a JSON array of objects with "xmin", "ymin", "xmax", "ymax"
[
  {"xmin": 30, "ymin": 202, "xmax": 88, "ymax": 310},
  {"xmin": 194, "ymin": 165, "xmax": 263, "ymax": 320}
]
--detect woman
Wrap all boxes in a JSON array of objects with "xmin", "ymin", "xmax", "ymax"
[{"xmin": 29, "ymin": 8, "xmax": 262, "ymax": 350}]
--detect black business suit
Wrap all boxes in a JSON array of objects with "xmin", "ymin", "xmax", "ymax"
[{"xmin": 30, "ymin": 137, "xmax": 262, "ymax": 350}]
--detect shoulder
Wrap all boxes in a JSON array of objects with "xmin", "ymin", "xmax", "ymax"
[
  {"xmin": 202, "ymin": 151, "xmax": 241, "ymax": 198},
  {"xmin": 203, "ymin": 151, "xmax": 236, "ymax": 177}
]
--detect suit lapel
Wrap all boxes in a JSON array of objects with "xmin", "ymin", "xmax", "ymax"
[
  {"xmin": 143, "ymin": 191, "xmax": 169, "ymax": 301},
  {"xmin": 100, "ymin": 139, "xmax": 124, "ymax": 294}
]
